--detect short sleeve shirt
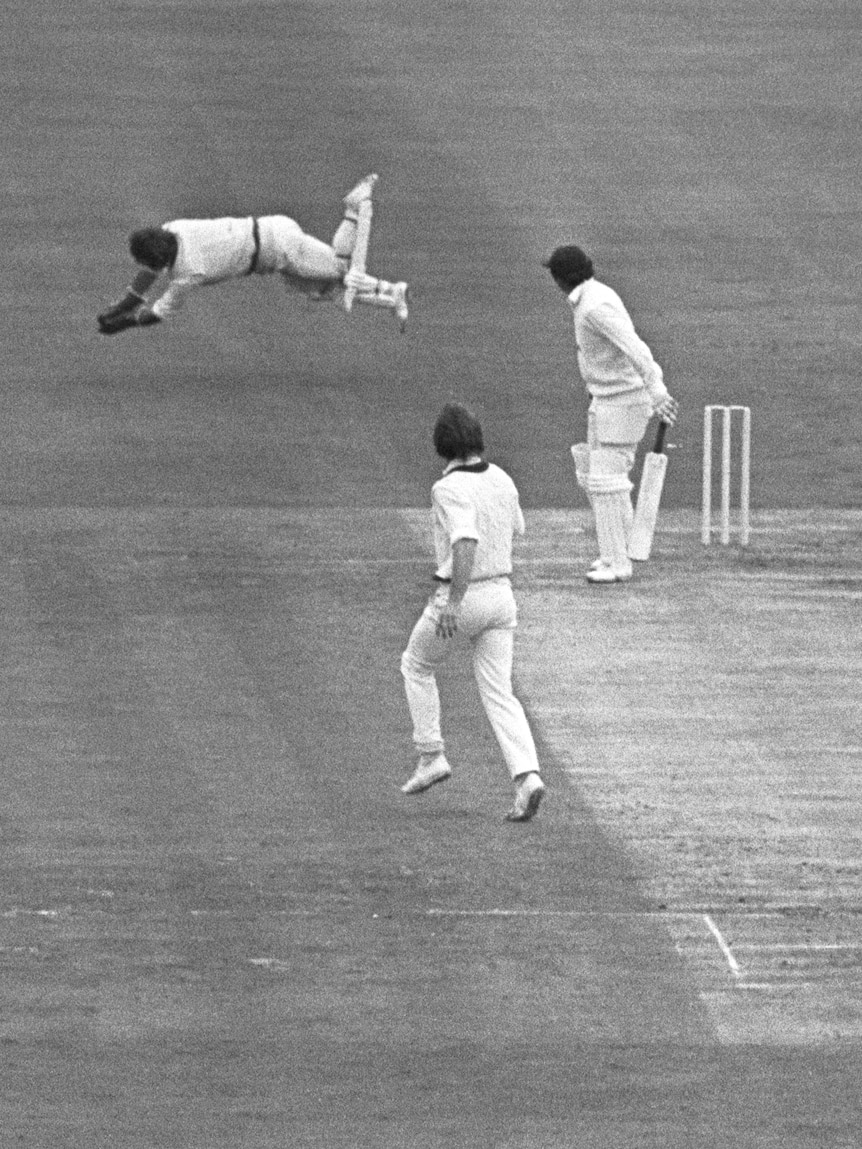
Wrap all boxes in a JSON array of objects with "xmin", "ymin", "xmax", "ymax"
[{"xmin": 431, "ymin": 460, "xmax": 525, "ymax": 580}]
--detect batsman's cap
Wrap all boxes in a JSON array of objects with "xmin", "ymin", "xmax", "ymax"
[{"xmin": 543, "ymin": 245, "xmax": 594, "ymax": 286}]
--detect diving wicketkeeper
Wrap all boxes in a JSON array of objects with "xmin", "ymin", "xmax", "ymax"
[{"xmin": 97, "ymin": 174, "xmax": 409, "ymax": 336}]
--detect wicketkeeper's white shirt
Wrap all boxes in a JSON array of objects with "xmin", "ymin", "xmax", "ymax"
[{"xmin": 151, "ymin": 217, "xmax": 259, "ymax": 318}]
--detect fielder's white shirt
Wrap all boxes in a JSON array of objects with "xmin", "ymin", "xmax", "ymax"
[
  {"xmin": 151, "ymin": 217, "xmax": 261, "ymax": 318},
  {"xmin": 567, "ymin": 277, "xmax": 668, "ymax": 404},
  {"xmin": 431, "ymin": 458, "xmax": 525, "ymax": 581}
]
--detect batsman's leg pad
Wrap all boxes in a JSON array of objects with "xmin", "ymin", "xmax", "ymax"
[
  {"xmin": 621, "ymin": 490, "xmax": 634, "ymax": 544},
  {"xmin": 591, "ymin": 493, "xmax": 633, "ymax": 576},
  {"xmin": 570, "ymin": 443, "xmax": 591, "ymax": 491},
  {"xmin": 582, "ymin": 448, "xmax": 634, "ymax": 496},
  {"xmin": 584, "ymin": 450, "xmax": 633, "ymax": 576}
]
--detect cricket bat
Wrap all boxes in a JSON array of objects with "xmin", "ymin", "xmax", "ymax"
[
  {"xmin": 342, "ymin": 199, "xmax": 373, "ymax": 314},
  {"xmin": 628, "ymin": 420, "xmax": 669, "ymax": 561}
]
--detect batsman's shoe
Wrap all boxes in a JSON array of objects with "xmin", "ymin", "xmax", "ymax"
[
  {"xmin": 506, "ymin": 772, "xmax": 545, "ymax": 822},
  {"xmin": 586, "ymin": 560, "xmax": 633, "ymax": 584},
  {"xmin": 393, "ymin": 282, "xmax": 409, "ymax": 332},
  {"xmin": 401, "ymin": 752, "xmax": 452, "ymax": 795},
  {"xmin": 344, "ymin": 172, "xmax": 378, "ymax": 211}
]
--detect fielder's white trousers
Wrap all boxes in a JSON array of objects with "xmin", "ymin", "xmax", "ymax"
[{"xmin": 400, "ymin": 579, "xmax": 540, "ymax": 780}]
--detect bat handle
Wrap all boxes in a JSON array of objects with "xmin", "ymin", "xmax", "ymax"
[{"xmin": 654, "ymin": 420, "xmax": 668, "ymax": 454}]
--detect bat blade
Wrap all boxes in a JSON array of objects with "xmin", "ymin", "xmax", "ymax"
[
  {"xmin": 343, "ymin": 199, "xmax": 373, "ymax": 314},
  {"xmin": 628, "ymin": 421, "xmax": 669, "ymax": 561}
]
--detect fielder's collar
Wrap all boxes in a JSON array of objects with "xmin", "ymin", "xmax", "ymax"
[{"xmin": 443, "ymin": 454, "xmax": 486, "ymax": 475}]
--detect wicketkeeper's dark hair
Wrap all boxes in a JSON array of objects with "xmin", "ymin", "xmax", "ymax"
[
  {"xmin": 129, "ymin": 226, "xmax": 179, "ymax": 270},
  {"xmin": 433, "ymin": 403, "xmax": 485, "ymax": 461}
]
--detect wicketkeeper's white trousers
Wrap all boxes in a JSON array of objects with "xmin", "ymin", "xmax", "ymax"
[{"xmin": 400, "ymin": 580, "xmax": 540, "ymax": 780}]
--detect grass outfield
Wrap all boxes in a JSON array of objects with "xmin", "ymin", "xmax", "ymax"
[
  {"xmin": 2, "ymin": 506, "xmax": 861, "ymax": 1145},
  {"xmin": 3, "ymin": 0, "xmax": 862, "ymax": 1143}
]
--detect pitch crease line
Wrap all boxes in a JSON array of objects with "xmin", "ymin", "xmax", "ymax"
[{"xmin": 704, "ymin": 913, "xmax": 741, "ymax": 976}]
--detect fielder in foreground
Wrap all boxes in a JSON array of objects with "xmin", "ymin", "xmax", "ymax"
[
  {"xmin": 97, "ymin": 174, "xmax": 409, "ymax": 335},
  {"xmin": 399, "ymin": 403, "xmax": 545, "ymax": 822},
  {"xmin": 544, "ymin": 245, "xmax": 678, "ymax": 583}
]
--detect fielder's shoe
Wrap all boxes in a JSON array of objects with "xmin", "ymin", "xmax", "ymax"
[
  {"xmin": 401, "ymin": 752, "xmax": 452, "ymax": 795},
  {"xmin": 393, "ymin": 282, "xmax": 409, "ymax": 332},
  {"xmin": 506, "ymin": 772, "xmax": 545, "ymax": 822},
  {"xmin": 343, "ymin": 173, "xmax": 378, "ymax": 211},
  {"xmin": 586, "ymin": 560, "xmax": 633, "ymax": 584}
]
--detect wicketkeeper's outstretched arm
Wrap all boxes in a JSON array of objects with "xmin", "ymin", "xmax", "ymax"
[{"xmin": 97, "ymin": 267, "xmax": 161, "ymax": 334}]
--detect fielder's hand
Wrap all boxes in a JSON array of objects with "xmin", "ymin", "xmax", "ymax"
[
  {"xmin": 435, "ymin": 599, "xmax": 461, "ymax": 640},
  {"xmin": 653, "ymin": 394, "xmax": 679, "ymax": 426}
]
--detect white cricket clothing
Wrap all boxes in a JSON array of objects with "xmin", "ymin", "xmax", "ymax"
[
  {"xmin": 401, "ymin": 457, "xmax": 540, "ymax": 780},
  {"xmin": 566, "ymin": 277, "xmax": 668, "ymax": 404},
  {"xmin": 151, "ymin": 215, "xmax": 346, "ymax": 318},
  {"xmin": 431, "ymin": 459, "xmax": 525, "ymax": 582}
]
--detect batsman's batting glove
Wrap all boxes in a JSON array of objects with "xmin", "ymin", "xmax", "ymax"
[{"xmin": 654, "ymin": 394, "xmax": 679, "ymax": 426}]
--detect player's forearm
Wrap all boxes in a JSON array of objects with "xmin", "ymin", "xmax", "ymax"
[
  {"xmin": 130, "ymin": 267, "xmax": 159, "ymax": 297},
  {"xmin": 448, "ymin": 539, "xmax": 478, "ymax": 603},
  {"xmin": 150, "ymin": 275, "xmax": 202, "ymax": 320}
]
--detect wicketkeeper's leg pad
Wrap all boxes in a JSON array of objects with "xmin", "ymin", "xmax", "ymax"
[{"xmin": 349, "ymin": 274, "xmax": 409, "ymax": 330}]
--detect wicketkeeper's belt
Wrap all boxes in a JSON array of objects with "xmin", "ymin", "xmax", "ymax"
[{"xmin": 246, "ymin": 217, "xmax": 261, "ymax": 275}]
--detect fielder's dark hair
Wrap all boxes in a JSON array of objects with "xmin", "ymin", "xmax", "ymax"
[
  {"xmin": 433, "ymin": 403, "xmax": 484, "ymax": 461},
  {"xmin": 543, "ymin": 244, "xmax": 594, "ymax": 289},
  {"xmin": 129, "ymin": 226, "xmax": 179, "ymax": 270}
]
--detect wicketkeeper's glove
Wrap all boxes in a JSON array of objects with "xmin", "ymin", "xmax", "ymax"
[
  {"xmin": 97, "ymin": 307, "xmax": 161, "ymax": 335},
  {"xmin": 98, "ymin": 309, "xmax": 139, "ymax": 335}
]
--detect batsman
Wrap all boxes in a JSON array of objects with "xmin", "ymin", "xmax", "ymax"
[
  {"xmin": 544, "ymin": 245, "xmax": 678, "ymax": 583},
  {"xmin": 97, "ymin": 174, "xmax": 409, "ymax": 335}
]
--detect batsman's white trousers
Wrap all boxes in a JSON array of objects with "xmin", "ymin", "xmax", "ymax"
[{"xmin": 400, "ymin": 579, "xmax": 540, "ymax": 779}]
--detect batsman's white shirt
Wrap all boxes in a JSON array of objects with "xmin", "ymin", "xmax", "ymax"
[
  {"xmin": 566, "ymin": 277, "xmax": 668, "ymax": 405},
  {"xmin": 431, "ymin": 459, "xmax": 525, "ymax": 582}
]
